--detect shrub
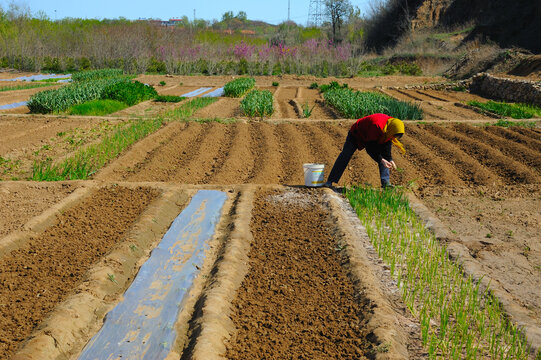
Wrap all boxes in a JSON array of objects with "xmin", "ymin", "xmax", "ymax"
[
  {"xmin": 272, "ymin": 81, "xmax": 279, "ymax": 86},
  {"xmin": 224, "ymin": 77, "xmax": 256, "ymax": 97},
  {"xmin": 159, "ymin": 80, "xmax": 166, "ymax": 86},
  {"xmin": 324, "ymin": 88, "xmax": 423, "ymax": 120},
  {"xmin": 240, "ymin": 90, "xmax": 274, "ymax": 118},
  {"xmin": 101, "ymin": 81, "xmax": 158, "ymax": 106},
  {"xmin": 309, "ymin": 82, "xmax": 319, "ymax": 89}
]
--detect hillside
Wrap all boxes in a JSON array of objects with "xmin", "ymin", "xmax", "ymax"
[
  {"xmin": 365, "ymin": 0, "xmax": 540, "ymax": 53},
  {"xmin": 412, "ymin": 0, "xmax": 541, "ymax": 52}
]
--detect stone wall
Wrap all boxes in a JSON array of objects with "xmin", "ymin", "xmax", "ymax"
[{"xmin": 470, "ymin": 73, "xmax": 541, "ymax": 107}]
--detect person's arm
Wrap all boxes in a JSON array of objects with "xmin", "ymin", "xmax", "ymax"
[{"xmin": 380, "ymin": 142, "xmax": 397, "ymax": 170}]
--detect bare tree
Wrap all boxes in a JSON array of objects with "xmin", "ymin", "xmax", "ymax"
[{"xmin": 324, "ymin": 0, "xmax": 352, "ymax": 43}]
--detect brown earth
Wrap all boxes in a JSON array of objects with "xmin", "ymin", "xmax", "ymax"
[
  {"xmin": 0, "ymin": 186, "xmax": 158, "ymax": 359},
  {"xmin": 96, "ymin": 120, "xmax": 541, "ymax": 344},
  {"xmin": 0, "ymin": 182, "xmax": 75, "ymax": 237},
  {"xmin": 225, "ymin": 188, "xmax": 373, "ymax": 359},
  {"xmin": 0, "ymin": 117, "xmax": 124, "ymax": 180}
]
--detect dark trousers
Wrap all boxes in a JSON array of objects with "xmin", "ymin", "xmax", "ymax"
[{"xmin": 327, "ymin": 133, "xmax": 390, "ymax": 186}]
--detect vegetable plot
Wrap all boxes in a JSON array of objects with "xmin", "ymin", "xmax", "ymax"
[
  {"xmin": 224, "ymin": 77, "xmax": 256, "ymax": 97},
  {"xmin": 324, "ymin": 87, "xmax": 423, "ymax": 120},
  {"xmin": 240, "ymin": 89, "xmax": 274, "ymax": 118}
]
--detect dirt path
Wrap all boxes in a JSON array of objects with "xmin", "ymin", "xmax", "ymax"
[
  {"xmin": 0, "ymin": 186, "xmax": 158, "ymax": 359},
  {"xmin": 225, "ymin": 189, "xmax": 373, "ymax": 359}
]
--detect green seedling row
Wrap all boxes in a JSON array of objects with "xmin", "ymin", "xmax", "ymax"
[
  {"xmin": 0, "ymin": 83, "xmax": 58, "ymax": 92},
  {"xmin": 240, "ymin": 89, "xmax": 274, "ymax": 119},
  {"xmin": 324, "ymin": 88, "xmax": 423, "ymax": 120},
  {"xmin": 345, "ymin": 186, "xmax": 536, "ymax": 359},
  {"xmin": 71, "ymin": 68, "xmax": 124, "ymax": 82},
  {"xmin": 223, "ymin": 77, "xmax": 256, "ymax": 97},
  {"xmin": 162, "ymin": 97, "xmax": 218, "ymax": 120},
  {"xmin": 32, "ymin": 119, "xmax": 163, "ymax": 181}
]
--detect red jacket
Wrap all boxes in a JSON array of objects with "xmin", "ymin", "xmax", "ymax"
[{"xmin": 349, "ymin": 113, "xmax": 391, "ymax": 149}]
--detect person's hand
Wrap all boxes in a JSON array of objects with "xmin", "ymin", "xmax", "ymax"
[{"xmin": 381, "ymin": 159, "xmax": 397, "ymax": 170}]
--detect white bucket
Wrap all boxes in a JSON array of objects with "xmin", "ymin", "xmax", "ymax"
[{"xmin": 303, "ymin": 163, "xmax": 325, "ymax": 187}]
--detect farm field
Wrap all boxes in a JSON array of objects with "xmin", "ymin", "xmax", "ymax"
[{"xmin": 0, "ymin": 73, "xmax": 540, "ymax": 359}]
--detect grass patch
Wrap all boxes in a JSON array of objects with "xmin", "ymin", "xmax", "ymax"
[
  {"xmin": 154, "ymin": 95, "xmax": 185, "ymax": 103},
  {"xmin": 345, "ymin": 186, "xmax": 535, "ymax": 359},
  {"xmin": 67, "ymin": 99, "xmax": 128, "ymax": 116},
  {"xmin": 32, "ymin": 119, "xmax": 163, "ymax": 181},
  {"xmin": 162, "ymin": 97, "xmax": 218, "ymax": 120},
  {"xmin": 0, "ymin": 83, "xmax": 58, "ymax": 92},
  {"xmin": 468, "ymin": 100, "xmax": 541, "ymax": 119}
]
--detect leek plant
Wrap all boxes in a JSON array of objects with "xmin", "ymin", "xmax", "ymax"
[{"xmin": 345, "ymin": 186, "xmax": 537, "ymax": 359}]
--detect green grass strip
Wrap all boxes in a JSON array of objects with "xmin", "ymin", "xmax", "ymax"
[
  {"xmin": 469, "ymin": 100, "xmax": 541, "ymax": 119},
  {"xmin": 32, "ymin": 119, "xmax": 163, "ymax": 181},
  {"xmin": 67, "ymin": 99, "xmax": 128, "ymax": 116},
  {"xmin": 162, "ymin": 97, "xmax": 218, "ymax": 120},
  {"xmin": 0, "ymin": 83, "xmax": 58, "ymax": 92},
  {"xmin": 488, "ymin": 119, "xmax": 537, "ymax": 128},
  {"xmin": 345, "ymin": 186, "xmax": 535, "ymax": 359}
]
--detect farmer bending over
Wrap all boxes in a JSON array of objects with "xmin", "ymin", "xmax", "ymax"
[{"xmin": 324, "ymin": 113, "xmax": 405, "ymax": 188}]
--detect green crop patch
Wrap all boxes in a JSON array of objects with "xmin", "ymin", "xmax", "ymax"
[
  {"xmin": 101, "ymin": 81, "xmax": 158, "ymax": 106},
  {"xmin": 324, "ymin": 88, "xmax": 423, "ymax": 120},
  {"xmin": 154, "ymin": 95, "xmax": 185, "ymax": 103},
  {"xmin": 240, "ymin": 89, "xmax": 274, "ymax": 119},
  {"xmin": 224, "ymin": 77, "xmax": 256, "ymax": 97},
  {"xmin": 346, "ymin": 186, "xmax": 536, "ymax": 359},
  {"xmin": 71, "ymin": 68, "xmax": 125, "ymax": 82},
  {"xmin": 468, "ymin": 100, "xmax": 541, "ymax": 119}
]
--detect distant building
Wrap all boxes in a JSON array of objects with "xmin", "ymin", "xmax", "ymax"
[{"xmin": 162, "ymin": 18, "xmax": 183, "ymax": 27}]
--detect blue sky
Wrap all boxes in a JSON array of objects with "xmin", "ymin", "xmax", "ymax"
[{"xmin": 2, "ymin": 0, "xmax": 371, "ymax": 25}]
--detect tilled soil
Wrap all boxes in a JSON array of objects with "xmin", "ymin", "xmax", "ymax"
[
  {"xmin": 0, "ymin": 183, "xmax": 75, "ymax": 237},
  {"xmin": 0, "ymin": 186, "xmax": 158, "ymax": 359},
  {"xmin": 225, "ymin": 189, "xmax": 373, "ymax": 359},
  {"xmin": 101, "ymin": 122, "xmax": 541, "ymax": 189},
  {"xmin": 0, "ymin": 118, "xmax": 123, "ymax": 180}
]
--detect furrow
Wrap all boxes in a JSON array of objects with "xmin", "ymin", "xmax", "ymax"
[
  {"xmin": 424, "ymin": 125, "xmax": 540, "ymax": 184},
  {"xmin": 275, "ymin": 123, "xmax": 312, "ymax": 185},
  {"xmin": 124, "ymin": 122, "xmax": 204, "ymax": 182},
  {"xmin": 209, "ymin": 122, "xmax": 253, "ymax": 184},
  {"xmin": 247, "ymin": 122, "xmax": 283, "ymax": 184},
  {"xmin": 408, "ymin": 125, "xmax": 501, "ymax": 185},
  {"xmin": 452, "ymin": 123, "xmax": 541, "ymax": 173},
  {"xmin": 485, "ymin": 126, "xmax": 541, "ymax": 153}
]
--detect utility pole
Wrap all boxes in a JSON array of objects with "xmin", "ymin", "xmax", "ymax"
[
  {"xmin": 307, "ymin": 0, "xmax": 324, "ymax": 27},
  {"xmin": 193, "ymin": 9, "xmax": 196, "ymax": 22},
  {"xmin": 288, "ymin": 0, "xmax": 290, "ymax": 22}
]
